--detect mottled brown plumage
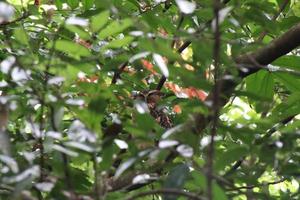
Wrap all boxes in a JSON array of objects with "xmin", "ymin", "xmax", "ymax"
[{"xmin": 133, "ymin": 90, "xmax": 173, "ymax": 129}]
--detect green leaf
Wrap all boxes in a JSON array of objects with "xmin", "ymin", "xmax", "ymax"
[
  {"xmin": 163, "ymin": 164, "xmax": 190, "ymax": 200},
  {"xmin": 271, "ymin": 92, "xmax": 300, "ymax": 121},
  {"xmin": 65, "ymin": 25, "xmax": 91, "ymax": 40},
  {"xmin": 14, "ymin": 29, "xmax": 29, "ymax": 45},
  {"xmin": 82, "ymin": 0, "xmax": 94, "ymax": 10},
  {"xmin": 273, "ymin": 72, "xmax": 300, "ymax": 92},
  {"xmin": 127, "ymin": 0, "xmax": 140, "ymax": 8},
  {"xmin": 99, "ymin": 145, "xmax": 114, "ymax": 170},
  {"xmin": 91, "ymin": 10, "xmax": 110, "ymax": 32},
  {"xmin": 88, "ymin": 97, "xmax": 107, "ymax": 114},
  {"xmin": 139, "ymin": 38, "xmax": 181, "ymax": 61},
  {"xmin": 70, "ymin": 168, "xmax": 93, "ymax": 192},
  {"xmin": 135, "ymin": 113, "xmax": 156, "ymax": 132},
  {"xmin": 66, "ymin": 0, "xmax": 79, "ymax": 9},
  {"xmin": 55, "ymin": 0, "xmax": 63, "ymax": 10},
  {"xmin": 246, "ymin": 70, "xmax": 274, "ymax": 100},
  {"xmin": 213, "ymin": 182, "xmax": 228, "ymax": 200},
  {"xmin": 246, "ymin": 70, "xmax": 274, "ymax": 112},
  {"xmin": 272, "ymin": 55, "xmax": 300, "ymax": 71},
  {"xmin": 98, "ymin": 18, "xmax": 133, "ymax": 39},
  {"xmin": 190, "ymin": 171, "xmax": 207, "ymax": 190},
  {"xmin": 105, "ymin": 36, "xmax": 134, "ymax": 49},
  {"xmin": 215, "ymin": 146, "xmax": 248, "ymax": 171},
  {"xmin": 54, "ymin": 40, "xmax": 91, "ymax": 58}
]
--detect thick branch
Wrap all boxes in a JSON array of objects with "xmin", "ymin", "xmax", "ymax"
[
  {"xmin": 236, "ymin": 23, "xmax": 300, "ymax": 77},
  {"xmin": 193, "ymin": 22, "xmax": 300, "ymax": 154},
  {"xmin": 107, "ymin": 9, "xmax": 300, "ymax": 198}
]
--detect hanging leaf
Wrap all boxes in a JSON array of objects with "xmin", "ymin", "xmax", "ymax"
[
  {"xmin": 105, "ymin": 36, "xmax": 134, "ymax": 49},
  {"xmin": 54, "ymin": 40, "xmax": 91, "ymax": 58},
  {"xmin": 245, "ymin": 70, "xmax": 274, "ymax": 112},
  {"xmin": 163, "ymin": 164, "xmax": 190, "ymax": 200},
  {"xmin": 66, "ymin": 0, "xmax": 79, "ymax": 9},
  {"xmin": 153, "ymin": 53, "xmax": 169, "ymax": 77},
  {"xmin": 272, "ymin": 55, "xmax": 300, "ymax": 71},
  {"xmin": 14, "ymin": 29, "xmax": 29, "ymax": 45},
  {"xmin": 273, "ymin": 72, "xmax": 300, "ymax": 92},
  {"xmin": 175, "ymin": 0, "xmax": 196, "ymax": 14},
  {"xmin": 91, "ymin": 10, "xmax": 110, "ymax": 32},
  {"xmin": 82, "ymin": 0, "xmax": 94, "ymax": 10},
  {"xmin": 98, "ymin": 18, "xmax": 133, "ymax": 39}
]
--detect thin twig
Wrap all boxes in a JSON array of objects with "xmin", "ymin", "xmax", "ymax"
[
  {"xmin": 126, "ymin": 188, "xmax": 207, "ymax": 200},
  {"xmin": 111, "ymin": 61, "xmax": 128, "ymax": 85},
  {"xmin": 155, "ymin": 40, "xmax": 193, "ymax": 90},
  {"xmin": 207, "ymin": 0, "xmax": 221, "ymax": 199},
  {"xmin": 171, "ymin": 14, "xmax": 185, "ymax": 48},
  {"xmin": 224, "ymin": 158, "xmax": 244, "ymax": 177},
  {"xmin": 177, "ymin": 40, "xmax": 192, "ymax": 54},
  {"xmin": 49, "ymin": 106, "xmax": 75, "ymax": 199},
  {"xmin": 43, "ymin": 25, "xmax": 76, "ymax": 199},
  {"xmin": 227, "ymin": 178, "xmax": 286, "ymax": 191},
  {"xmin": 155, "ymin": 0, "xmax": 231, "ymax": 91},
  {"xmin": 38, "ymin": 26, "xmax": 62, "ymax": 182},
  {"xmin": 0, "ymin": 12, "xmax": 30, "ymax": 28}
]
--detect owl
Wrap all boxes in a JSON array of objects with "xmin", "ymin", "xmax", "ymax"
[{"xmin": 133, "ymin": 90, "xmax": 173, "ymax": 129}]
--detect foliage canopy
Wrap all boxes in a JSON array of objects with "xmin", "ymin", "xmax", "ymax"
[{"xmin": 0, "ymin": 0, "xmax": 300, "ymax": 199}]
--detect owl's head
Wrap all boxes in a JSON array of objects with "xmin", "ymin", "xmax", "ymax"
[{"xmin": 132, "ymin": 90, "xmax": 164, "ymax": 105}]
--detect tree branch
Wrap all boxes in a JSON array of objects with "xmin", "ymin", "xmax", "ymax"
[
  {"xmin": 156, "ymin": 41, "xmax": 192, "ymax": 90},
  {"xmin": 108, "ymin": 7, "xmax": 300, "ymax": 197},
  {"xmin": 207, "ymin": 0, "xmax": 221, "ymax": 199},
  {"xmin": 0, "ymin": 12, "xmax": 30, "ymax": 28},
  {"xmin": 111, "ymin": 61, "xmax": 128, "ymax": 85},
  {"xmin": 204, "ymin": 22, "xmax": 300, "ymax": 109},
  {"xmin": 227, "ymin": 178, "xmax": 286, "ymax": 191},
  {"xmin": 236, "ymin": 23, "xmax": 300, "ymax": 77}
]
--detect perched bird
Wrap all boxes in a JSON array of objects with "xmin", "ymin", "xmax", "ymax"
[{"xmin": 133, "ymin": 90, "xmax": 173, "ymax": 129}]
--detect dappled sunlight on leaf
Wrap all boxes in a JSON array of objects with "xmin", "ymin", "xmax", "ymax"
[
  {"xmin": 3, "ymin": 165, "xmax": 40, "ymax": 184},
  {"xmin": 153, "ymin": 53, "xmax": 169, "ymax": 77},
  {"xmin": 66, "ymin": 17, "xmax": 89, "ymax": 27},
  {"xmin": 175, "ymin": 0, "xmax": 196, "ymax": 14},
  {"xmin": 0, "ymin": 0, "xmax": 299, "ymax": 199},
  {"xmin": 68, "ymin": 120, "xmax": 97, "ymax": 143},
  {"xmin": 0, "ymin": 2, "xmax": 14, "ymax": 23},
  {"xmin": 158, "ymin": 140, "xmax": 179, "ymax": 148},
  {"xmin": 176, "ymin": 144, "xmax": 193, "ymax": 158}
]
